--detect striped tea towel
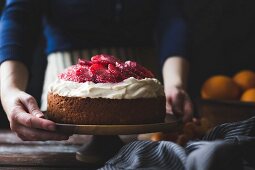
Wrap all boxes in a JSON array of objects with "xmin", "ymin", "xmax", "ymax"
[{"xmin": 100, "ymin": 116, "xmax": 255, "ymax": 170}]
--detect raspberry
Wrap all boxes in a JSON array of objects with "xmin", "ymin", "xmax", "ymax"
[
  {"xmin": 89, "ymin": 63, "xmax": 106, "ymax": 75},
  {"xmin": 108, "ymin": 64, "xmax": 123, "ymax": 82},
  {"xmin": 58, "ymin": 65, "xmax": 92, "ymax": 83},
  {"xmin": 75, "ymin": 68, "xmax": 83, "ymax": 76},
  {"xmin": 78, "ymin": 58, "xmax": 92, "ymax": 67},
  {"xmin": 89, "ymin": 63, "xmax": 118, "ymax": 83},
  {"xmin": 91, "ymin": 54, "xmax": 121, "ymax": 65},
  {"xmin": 125, "ymin": 61, "xmax": 154, "ymax": 78},
  {"xmin": 116, "ymin": 62, "xmax": 141, "ymax": 79}
]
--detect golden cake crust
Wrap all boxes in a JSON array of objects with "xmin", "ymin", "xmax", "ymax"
[{"xmin": 47, "ymin": 93, "xmax": 166, "ymax": 125}]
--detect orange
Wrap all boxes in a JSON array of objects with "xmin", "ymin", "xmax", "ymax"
[
  {"xmin": 149, "ymin": 132, "xmax": 179, "ymax": 142},
  {"xmin": 233, "ymin": 70, "xmax": 255, "ymax": 91},
  {"xmin": 150, "ymin": 132, "xmax": 165, "ymax": 141},
  {"xmin": 201, "ymin": 75, "xmax": 240, "ymax": 100},
  {"xmin": 240, "ymin": 88, "xmax": 255, "ymax": 102}
]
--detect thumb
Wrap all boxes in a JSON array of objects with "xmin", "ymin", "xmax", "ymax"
[
  {"xmin": 182, "ymin": 98, "xmax": 193, "ymax": 122},
  {"xmin": 19, "ymin": 92, "xmax": 44, "ymax": 118}
]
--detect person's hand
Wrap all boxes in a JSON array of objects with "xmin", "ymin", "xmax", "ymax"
[
  {"xmin": 1, "ymin": 90, "xmax": 70, "ymax": 141},
  {"xmin": 165, "ymin": 86, "xmax": 193, "ymax": 122}
]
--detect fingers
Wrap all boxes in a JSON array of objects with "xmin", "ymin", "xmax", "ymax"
[
  {"xmin": 14, "ymin": 124, "xmax": 69, "ymax": 141},
  {"xmin": 10, "ymin": 110, "xmax": 56, "ymax": 131},
  {"xmin": 166, "ymin": 97, "xmax": 173, "ymax": 114},
  {"xmin": 4, "ymin": 90, "xmax": 70, "ymax": 141},
  {"xmin": 165, "ymin": 88, "xmax": 193, "ymax": 122},
  {"xmin": 166, "ymin": 89, "xmax": 185, "ymax": 115},
  {"xmin": 171, "ymin": 90, "xmax": 185, "ymax": 116},
  {"xmin": 173, "ymin": 92, "xmax": 193, "ymax": 122},
  {"xmin": 183, "ymin": 97, "xmax": 193, "ymax": 123},
  {"xmin": 9, "ymin": 108, "xmax": 70, "ymax": 141},
  {"xmin": 18, "ymin": 92, "xmax": 44, "ymax": 118},
  {"xmin": 165, "ymin": 89, "xmax": 183, "ymax": 114}
]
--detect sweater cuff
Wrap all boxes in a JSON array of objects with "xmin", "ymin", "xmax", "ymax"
[{"xmin": 0, "ymin": 45, "xmax": 31, "ymax": 68}]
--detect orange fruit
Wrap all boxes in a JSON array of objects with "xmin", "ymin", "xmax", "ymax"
[
  {"xmin": 150, "ymin": 132, "xmax": 165, "ymax": 141},
  {"xmin": 201, "ymin": 75, "xmax": 240, "ymax": 100},
  {"xmin": 233, "ymin": 70, "xmax": 255, "ymax": 91},
  {"xmin": 240, "ymin": 88, "xmax": 255, "ymax": 102},
  {"xmin": 148, "ymin": 132, "xmax": 179, "ymax": 142}
]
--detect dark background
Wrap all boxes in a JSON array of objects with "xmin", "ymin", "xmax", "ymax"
[{"xmin": 185, "ymin": 0, "xmax": 255, "ymax": 98}]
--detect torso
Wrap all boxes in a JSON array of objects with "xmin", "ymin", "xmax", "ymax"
[{"xmin": 43, "ymin": 0, "xmax": 159, "ymax": 53}]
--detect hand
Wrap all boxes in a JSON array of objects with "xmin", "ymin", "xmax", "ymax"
[
  {"xmin": 165, "ymin": 86, "xmax": 193, "ymax": 122},
  {"xmin": 1, "ymin": 90, "xmax": 70, "ymax": 141}
]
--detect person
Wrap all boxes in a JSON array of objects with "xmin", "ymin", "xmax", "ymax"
[{"xmin": 0, "ymin": 0, "xmax": 193, "ymax": 141}]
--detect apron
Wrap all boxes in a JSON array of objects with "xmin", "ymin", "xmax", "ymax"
[{"xmin": 41, "ymin": 47, "xmax": 158, "ymax": 111}]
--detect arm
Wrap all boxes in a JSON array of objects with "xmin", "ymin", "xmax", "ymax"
[
  {"xmin": 1, "ymin": 61, "xmax": 69, "ymax": 140},
  {"xmin": 158, "ymin": 0, "xmax": 193, "ymax": 122},
  {"xmin": 162, "ymin": 56, "xmax": 192, "ymax": 122},
  {"xmin": 0, "ymin": 0, "xmax": 69, "ymax": 140},
  {"xmin": 163, "ymin": 57, "xmax": 189, "ymax": 90}
]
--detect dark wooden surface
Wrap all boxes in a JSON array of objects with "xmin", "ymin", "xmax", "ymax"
[{"xmin": 0, "ymin": 130, "xmax": 115, "ymax": 170}]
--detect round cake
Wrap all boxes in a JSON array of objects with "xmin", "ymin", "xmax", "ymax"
[{"xmin": 47, "ymin": 54, "xmax": 166, "ymax": 125}]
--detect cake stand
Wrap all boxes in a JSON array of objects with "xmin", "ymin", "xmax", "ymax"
[{"xmin": 54, "ymin": 114, "xmax": 182, "ymax": 164}]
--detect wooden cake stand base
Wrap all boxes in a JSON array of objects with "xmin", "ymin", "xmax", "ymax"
[
  {"xmin": 53, "ymin": 115, "xmax": 181, "ymax": 164},
  {"xmin": 76, "ymin": 135, "xmax": 124, "ymax": 164}
]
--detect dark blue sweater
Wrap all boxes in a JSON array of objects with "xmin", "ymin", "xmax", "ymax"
[{"xmin": 0, "ymin": 0, "xmax": 187, "ymax": 67}]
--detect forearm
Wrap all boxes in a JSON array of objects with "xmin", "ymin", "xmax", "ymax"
[
  {"xmin": 0, "ymin": 60, "xmax": 29, "ymax": 112},
  {"xmin": 162, "ymin": 56, "xmax": 189, "ymax": 90}
]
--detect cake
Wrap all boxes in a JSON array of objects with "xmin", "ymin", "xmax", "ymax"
[{"xmin": 47, "ymin": 54, "xmax": 166, "ymax": 125}]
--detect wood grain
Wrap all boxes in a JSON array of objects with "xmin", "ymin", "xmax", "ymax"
[
  {"xmin": 55, "ymin": 114, "xmax": 182, "ymax": 135},
  {"xmin": 0, "ymin": 130, "xmax": 101, "ymax": 169}
]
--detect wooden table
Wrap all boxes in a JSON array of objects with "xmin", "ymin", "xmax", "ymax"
[
  {"xmin": 1, "ymin": 99, "xmax": 254, "ymax": 169},
  {"xmin": 0, "ymin": 130, "xmax": 136, "ymax": 170}
]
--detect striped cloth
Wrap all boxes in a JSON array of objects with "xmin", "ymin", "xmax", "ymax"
[
  {"xmin": 101, "ymin": 141, "xmax": 186, "ymax": 170},
  {"xmin": 41, "ymin": 48, "xmax": 157, "ymax": 111},
  {"xmin": 100, "ymin": 116, "xmax": 255, "ymax": 170}
]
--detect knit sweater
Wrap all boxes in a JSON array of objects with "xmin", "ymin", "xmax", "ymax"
[{"xmin": 0, "ymin": 0, "xmax": 187, "ymax": 67}]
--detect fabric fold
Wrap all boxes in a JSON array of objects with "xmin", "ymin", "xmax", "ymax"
[{"xmin": 100, "ymin": 116, "xmax": 255, "ymax": 170}]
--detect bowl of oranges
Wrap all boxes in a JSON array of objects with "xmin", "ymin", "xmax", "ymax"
[
  {"xmin": 138, "ymin": 70, "xmax": 255, "ymax": 146},
  {"xmin": 196, "ymin": 70, "xmax": 255, "ymax": 127}
]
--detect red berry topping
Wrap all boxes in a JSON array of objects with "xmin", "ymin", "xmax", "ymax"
[
  {"xmin": 58, "ymin": 54, "xmax": 155, "ymax": 83},
  {"xmin": 108, "ymin": 64, "xmax": 123, "ymax": 81},
  {"xmin": 124, "ymin": 61, "xmax": 154, "ymax": 78},
  {"xmin": 78, "ymin": 59, "xmax": 92, "ymax": 67},
  {"xmin": 116, "ymin": 62, "xmax": 140, "ymax": 79},
  {"xmin": 91, "ymin": 54, "xmax": 121, "ymax": 65},
  {"xmin": 89, "ymin": 63, "xmax": 117, "ymax": 83},
  {"xmin": 89, "ymin": 63, "xmax": 106, "ymax": 75},
  {"xmin": 58, "ymin": 65, "xmax": 92, "ymax": 83}
]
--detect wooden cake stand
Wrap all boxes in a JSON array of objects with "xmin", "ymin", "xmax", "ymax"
[{"xmin": 54, "ymin": 115, "xmax": 182, "ymax": 164}]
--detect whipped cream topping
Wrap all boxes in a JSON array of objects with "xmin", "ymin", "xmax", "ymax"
[{"xmin": 49, "ymin": 77, "xmax": 165, "ymax": 99}]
